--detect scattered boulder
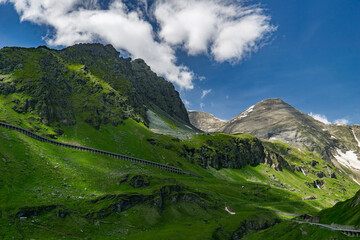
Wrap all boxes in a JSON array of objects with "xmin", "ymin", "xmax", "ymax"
[
  {"xmin": 313, "ymin": 179, "xmax": 324, "ymax": 189},
  {"xmin": 316, "ymin": 172, "xmax": 325, "ymax": 178},
  {"xmin": 311, "ymin": 160, "xmax": 319, "ymax": 167},
  {"xmin": 16, "ymin": 205, "xmax": 59, "ymax": 218},
  {"xmin": 56, "ymin": 209, "xmax": 67, "ymax": 218},
  {"xmin": 159, "ymin": 185, "xmax": 183, "ymax": 195},
  {"xmin": 170, "ymin": 193, "xmax": 207, "ymax": 208},
  {"xmin": 118, "ymin": 175, "xmax": 150, "ymax": 188},
  {"xmin": 153, "ymin": 197, "xmax": 163, "ymax": 210},
  {"xmin": 54, "ymin": 128, "xmax": 64, "ymax": 135},
  {"xmin": 231, "ymin": 218, "xmax": 281, "ymax": 239},
  {"xmin": 294, "ymin": 166, "xmax": 308, "ymax": 175},
  {"xmin": 330, "ymin": 172, "xmax": 337, "ymax": 179},
  {"xmin": 152, "ymin": 184, "xmax": 184, "ymax": 210},
  {"xmin": 110, "ymin": 195, "xmax": 146, "ymax": 214},
  {"xmin": 128, "ymin": 175, "xmax": 150, "ymax": 188},
  {"xmin": 80, "ymin": 65, "xmax": 89, "ymax": 73},
  {"xmin": 146, "ymin": 138, "xmax": 157, "ymax": 145},
  {"xmin": 302, "ymin": 196, "xmax": 316, "ymax": 200}
]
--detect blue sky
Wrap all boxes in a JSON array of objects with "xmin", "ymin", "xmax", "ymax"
[{"xmin": 0, "ymin": 0, "xmax": 359, "ymax": 124}]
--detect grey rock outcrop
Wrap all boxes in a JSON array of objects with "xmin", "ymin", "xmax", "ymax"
[
  {"xmin": 231, "ymin": 218, "xmax": 281, "ymax": 239},
  {"xmin": 16, "ymin": 205, "xmax": 59, "ymax": 218},
  {"xmin": 188, "ymin": 111, "xmax": 226, "ymax": 132},
  {"xmin": 189, "ymin": 98, "xmax": 360, "ymax": 164},
  {"xmin": 118, "ymin": 174, "xmax": 150, "ymax": 188},
  {"xmin": 0, "ymin": 44, "xmax": 191, "ymax": 131}
]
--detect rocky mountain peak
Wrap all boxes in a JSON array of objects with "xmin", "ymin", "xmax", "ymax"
[
  {"xmin": 0, "ymin": 44, "xmax": 190, "ymax": 130},
  {"xmin": 189, "ymin": 98, "xmax": 360, "ymax": 164},
  {"xmin": 61, "ymin": 43, "xmax": 121, "ymax": 58},
  {"xmin": 253, "ymin": 98, "xmax": 293, "ymax": 111}
]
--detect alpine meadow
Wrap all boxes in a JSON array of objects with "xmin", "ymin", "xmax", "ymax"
[{"xmin": 0, "ymin": 0, "xmax": 360, "ymax": 239}]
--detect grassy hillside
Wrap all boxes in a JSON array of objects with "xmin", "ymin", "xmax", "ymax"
[
  {"xmin": 0, "ymin": 44, "xmax": 358, "ymax": 239},
  {"xmin": 0, "ymin": 44, "xmax": 190, "ymax": 132},
  {"xmin": 243, "ymin": 221, "xmax": 351, "ymax": 240},
  {"xmin": 0, "ymin": 118, "xmax": 359, "ymax": 239},
  {"xmin": 317, "ymin": 190, "xmax": 360, "ymax": 227}
]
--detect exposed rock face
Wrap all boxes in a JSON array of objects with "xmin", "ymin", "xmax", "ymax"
[
  {"xmin": 264, "ymin": 150, "xmax": 289, "ymax": 171},
  {"xmin": 188, "ymin": 98, "xmax": 360, "ymax": 165},
  {"xmin": 302, "ymin": 196, "xmax": 316, "ymax": 200},
  {"xmin": 231, "ymin": 218, "xmax": 281, "ymax": 239},
  {"xmin": 188, "ymin": 111, "xmax": 226, "ymax": 132},
  {"xmin": 60, "ymin": 44, "xmax": 190, "ymax": 125},
  {"xmin": 178, "ymin": 135, "xmax": 294, "ymax": 171},
  {"xmin": 16, "ymin": 205, "xmax": 59, "ymax": 218},
  {"xmin": 0, "ymin": 44, "xmax": 190, "ymax": 130},
  {"xmin": 118, "ymin": 174, "xmax": 150, "ymax": 188},
  {"xmin": 56, "ymin": 209, "xmax": 67, "ymax": 218},
  {"xmin": 87, "ymin": 184, "xmax": 208, "ymax": 218},
  {"xmin": 312, "ymin": 179, "xmax": 324, "ymax": 189},
  {"xmin": 88, "ymin": 194, "xmax": 149, "ymax": 218},
  {"xmin": 219, "ymin": 99, "xmax": 335, "ymax": 159},
  {"xmin": 182, "ymin": 137, "xmax": 267, "ymax": 170}
]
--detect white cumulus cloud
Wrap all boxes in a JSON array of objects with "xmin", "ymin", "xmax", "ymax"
[
  {"xmin": 1, "ymin": 0, "xmax": 275, "ymax": 89},
  {"xmin": 309, "ymin": 112, "xmax": 331, "ymax": 125},
  {"xmin": 201, "ymin": 89, "xmax": 212, "ymax": 99},
  {"xmin": 309, "ymin": 112, "xmax": 349, "ymax": 125},
  {"xmin": 334, "ymin": 119, "xmax": 349, "ymax": 125},
  {"xmin": 154, "ymin": 0, "xmax": 276, "ymax": 62}
]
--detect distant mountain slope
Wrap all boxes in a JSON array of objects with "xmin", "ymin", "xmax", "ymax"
[
  {"xmin": 189, "ymin": 98, "xmax": 360, "ymax": 172},
  {"xmin": 0, "ymin": 44, "xmax": 190, "ymax": 133},
  {"xmin": 188, "ymin": 110, "xmax": 225, "ymax": 132}
]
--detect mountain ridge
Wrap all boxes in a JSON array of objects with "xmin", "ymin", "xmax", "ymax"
[
  {"xmin": 1, "ymin": 45, "xmax": 359, "ymax": 239},
  {"xmin": 0, "ymin": 44, "xmax": 194, "ymax": 136},
  {"xmin": 189, "ymin": 98, "xmax": 360, "ymax": 176}
]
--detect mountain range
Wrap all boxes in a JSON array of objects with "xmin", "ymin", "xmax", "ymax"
[
  {"xmin": 1, "ymin": 44, "xmax": 360, "ymax": 239},
  {"xmin": 189, "ymin": 98, "xmax": 360, "ymax": 177}
]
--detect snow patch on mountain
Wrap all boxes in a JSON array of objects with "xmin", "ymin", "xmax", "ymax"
[
  {"xmin": 231, "ymin": 105, "xmax": 255, "ymax": 122},
  {"xmin": 334, "ymin": 149, "xmax": 360, "ymax": 170}
]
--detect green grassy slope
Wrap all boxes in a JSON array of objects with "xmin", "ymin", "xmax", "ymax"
[
  {"xmin": 0, "ymin": 118, "xmax": 359, "ymax": 239},
  {"xmin": 243, "ymin": 221, "xmax": 352, "ymax": 240},
  {"xmin": 0, "ymin": 44, "xmax": 191, "ymax": 133},
  {"xmin": 0, "ymin": 44, "xmax": 358, "ymax": 239},
  {"xmin": 317, "ymin": 190, "xmax": 360, "ymax": 227}
]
